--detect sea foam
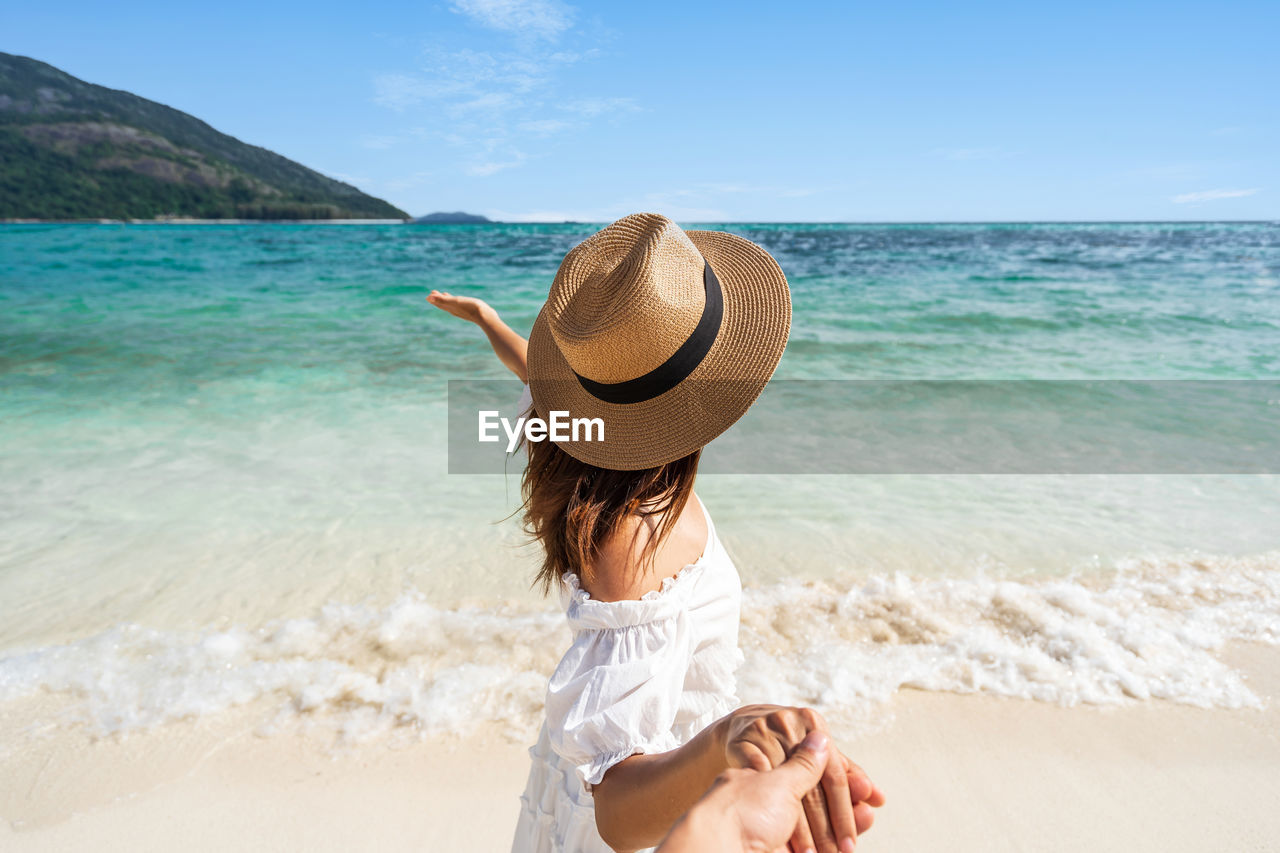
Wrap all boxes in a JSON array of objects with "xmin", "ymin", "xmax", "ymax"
[{"xmin": 2, "ymin": 553, "xmax": 1277, "ymax": 744}]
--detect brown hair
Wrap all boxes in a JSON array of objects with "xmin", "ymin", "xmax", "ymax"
[{"xmin": 521, "ymin": 438, "xmax": 701, "ymax": 594}]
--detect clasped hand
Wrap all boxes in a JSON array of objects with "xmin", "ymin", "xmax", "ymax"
[{"xmin": 722, "ymin": 705, "xmax": 885, "ymax": 853}]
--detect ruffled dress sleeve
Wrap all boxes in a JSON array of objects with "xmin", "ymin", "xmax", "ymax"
[{"xmin": 543, "ymin": 571, "xmax": 699, "ymax": 790}]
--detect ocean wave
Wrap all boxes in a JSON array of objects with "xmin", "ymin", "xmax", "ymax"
[
  {"xmin": 2, "ymin": 553, "xmax": 1277, "ymax": 743},
  {"xmin": 737, "ymin": 553, "xmax": 1280, "ymax": 714}
]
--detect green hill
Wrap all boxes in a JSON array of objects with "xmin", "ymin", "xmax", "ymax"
[{"xmin": 0, "ymin": 53, "xmax": 407, "ymax": 221}]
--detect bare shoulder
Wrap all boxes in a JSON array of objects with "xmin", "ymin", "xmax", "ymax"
[{"xmin": 580, "ymin": 497, "xmax": 709, "ymax": 603}]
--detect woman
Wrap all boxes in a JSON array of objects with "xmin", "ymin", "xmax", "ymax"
[{"xmin": 430, "ymin": 213, "xmax": 883, "ymax": 853}]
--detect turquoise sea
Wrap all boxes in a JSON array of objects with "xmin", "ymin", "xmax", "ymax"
[{"xmin": 2, "ymin": 222, "xmax": 1279, "ymax": 741}]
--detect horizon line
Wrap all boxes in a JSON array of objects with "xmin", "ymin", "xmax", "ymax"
[{"xmin": 3, "ymin": 218, "xmax": 1277, "ymax": 226}]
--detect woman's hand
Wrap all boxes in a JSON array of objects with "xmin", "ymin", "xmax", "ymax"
[
  {"xmin": 426, "ymin": 290, "xmax": 493, "ymax": 325},
  {"xmin": 721, "ymin": 705, "xmax": 885, "ymax": 853},
  {"xmin": 426, "ymin": 290, "xmax": 528, "ymax": 381},
  {"xmin": 658, "ymin": 731, "xmax": 832, "ymax": 853}
]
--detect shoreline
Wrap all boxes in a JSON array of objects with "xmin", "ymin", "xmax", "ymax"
[{"xmin": 3, "ymin": 641, "xmax": 1277, "ymax": 852}]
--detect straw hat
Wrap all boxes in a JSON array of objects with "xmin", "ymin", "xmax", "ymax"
[{"xmin": 527, "ymin": 212, "xmax": 791, "ymax": 470}]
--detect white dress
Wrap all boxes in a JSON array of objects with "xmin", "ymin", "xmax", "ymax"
[{"xmin": 511, "ymin": 494, "xmax": 744, "ymax": 853}]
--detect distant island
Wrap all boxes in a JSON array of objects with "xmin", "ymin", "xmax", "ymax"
[
  {"xmin": 413, "ymin": 212, "xmax": 492, "ymax": 224},
  {"xmin": 0, "ymin": 53, "xmax": 407, "ymax": 221}
]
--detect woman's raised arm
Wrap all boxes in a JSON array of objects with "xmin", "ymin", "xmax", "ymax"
[{"xmin": 427, "ymin": 291, "xmax": 529, "ymax": 382}]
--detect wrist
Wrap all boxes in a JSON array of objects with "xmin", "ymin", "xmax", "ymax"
[
  {"xmin": 476, "ymin": 302, "xmax": 499, "ymax": 328},
  {"xmin": 709, "ymin": 711, "xmax": 733, "ymax": 768},
  {"xmin": 660, "ymin": 794, "xmax": 730, "ymax": 852}
]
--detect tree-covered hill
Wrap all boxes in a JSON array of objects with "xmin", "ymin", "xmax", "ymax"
[{"xmin": 0, "ymin": 53, "xmax": 408, "ymax": 220}]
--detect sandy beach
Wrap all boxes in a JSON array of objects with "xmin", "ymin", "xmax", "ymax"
[{"xmin": 3, "ymin": 641, "xmax": 1275, "ymax": 852}]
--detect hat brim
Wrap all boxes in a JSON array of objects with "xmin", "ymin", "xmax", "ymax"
[{"xmin": 526, "ymin": 229, "xmax": 791, "ymax": 470}]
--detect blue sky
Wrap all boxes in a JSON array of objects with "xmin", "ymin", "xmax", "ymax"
[{"xmin": 6, "ymin": 0, "xmax": 1277, "ymax": 220}]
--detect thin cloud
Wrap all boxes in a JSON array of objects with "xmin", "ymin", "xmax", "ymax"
[
  {"xmin": 450, "ymin": 0, "xmax": 574, "ymax": 41},
  {"xmin": 373, "ymin": 73, "xmax": 471, "ymax": 111},
  {"xmin": 449, "ymin": 92, "xmax": 517, "ymax": 116},
  {"xmin": 518, "ymin": 118, "xmax": 572, "ymax": 136},
  {"xmin": 1172, "ymin": 188, "xmax": 1260, "ymax": 204},
  {"xmin": 376, "ymin": 48, "xmax": 561, "ymax": 111},
  {"xmin": 559, "ymin": 97, "xmax": 640, "ymax": 117},
  {"xmin": 466, "ymin": 152, "xmax": 529, "ymax": 176},
  {"xmin": 374, "ymin": 2, "xmax": 637, "ymax": 182},
  {"xmin": 359, "ymin": 134, "xmax": 401, "ymax": 150}
]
